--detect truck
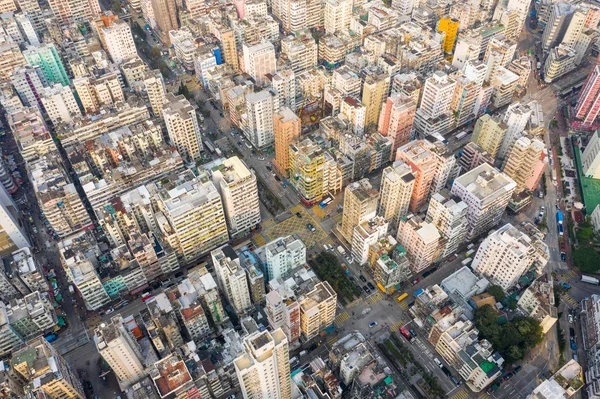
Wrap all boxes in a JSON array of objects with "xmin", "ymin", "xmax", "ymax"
[
  {"xmin": 455, "ymin": 131, "xmax": 468, "ymax": 140},
  {"xmin": 215, "ymin": 148, "xmax": 222, "ymax": 157},
  {"xmin": 556, "ymin": 211, "xmax": 564, "ymax": 225},
  {"xmin": 461, "ymin": 258, "xmax": 473, "ymax": 266},
  {"xmin": 465, "ymin": 249, "xmax": 476, "ymax": 257},
  {"xmin": 337, "ymin": 246, "xmax": 346, "ymax": 255},
  {"xmin": 44, "ymin": 334, "xmax": 58, "ymax": 343},
  {"xmin": 399, "ymin": 326, "xmax": 413, "ymax": 342},
  {"xmin": 582, "ymin": 275, "xmax": 600, "ymax": 285}
]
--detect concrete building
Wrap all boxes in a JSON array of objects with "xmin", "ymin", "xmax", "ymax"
[
  {"xmin": 395, "ymin": 140, "xmax": 438, "ymax": 213},
  {"xmin": 194, "ymin": 49, "xmax": 217, "ymax": 89},
  {"xmin": 499, "ymin": 101, "xmax": 534, "ymax": 159},
  {"xmin": 150, "ymin": 0, "xmax": 178, "ymax": 44},
  {"xmin": 142, "ymin": 70, "xmax": 167, "ymax": 118},
  {"xmin": 543, "ymin": 44, "xmax": 576, "ymax": 83},
  {"xmin": 503, "ymin": 136, "xmax": 545, "ymax": 192},
  {"xmin": 265, "ymin": 290, "xmax": 300, "ymax": 345},
  {"xmin": 299, "ymin": 281, "xmax": 337, "ymax": 339},
  {"xmin": 0, "ymin": 187, "xmax": 29, "ymax": 257},
  {"xmin": 0, "ymin": 304, "xmax": 23, "ymax": 357},
  {"xmin": 483, "ymin": 36, "xmax": 517, "ymax": 83},
  {"xmin": 425, "ymin": 190, "xmax": 468, "ymax": 258},
  {"xmin": 162, "ymin": 93, "xmax": 203, "ymax": 161},
  {"xmin": 12, "ymin": 337, "xmax": 85, "ymax": 398},
  {"xmin": 10, "ymin": 65, "xmax": 46, "ymax": 109},
  {"xmin": 438, "ymin": 18, "xmax": 459, "ymax": 55},
  {"xmin": 517, "ymin": 275, "xmax": 557, "ymax": 334},
  {"xmin": 212, "ymin": 245, "xmax": 253, "ymax": 315},
  {"xmin": 450, "ymin": 163, "xmax": 517, "ymax": 239},
  {"xmin": 396, "ymin": 215, "xmax": 441, "ymax": 272},
  {"xmin": 264, "ymin": 235, "xmax": 306, "ymax": 281},
  {"xmin": 39, "ymin": 84, "xmax": 81, "ymax": 125},
  {"xmin": 243, "ymin": 42, "xmax": 276, "ymax": 85},
  {"xmin": 575, "ymin": 64, "xmax": 600, "ymax": 127},
  {"xmin": 280, "ymin": 31, "xmax": 318, "ymax": 75},
  {"xmin": 178, "ymin": 299, "xmax": 211, "ymax": 342},
  {"xmin": 378, "ymin": 93, "xmax": 417, "ymax": 158},
  {"xmin": 102, "ymin": 19, "xmax": 137, "ymax": 64},
  {"xmin": 324, "ymin": 0, "xmax": 352, "ymax": 33},
  {"xmin": 491, "ymin": 67, "xmax": 519, "ymax": 108},
  {"xmin": 274, "ymin": 108, "xmax": 301, "ymax": 176},
  {"xmin": 152, "ymin": 171, "xmax": 228, "ymax": 262},
  {"xmin": 234, "ymin": 329, "xmax": 291, "ymax": 399},
  {"xmin": 373, "ymin": 244, "xmax": 413, "ymax": 292},
  {"xmin": 377, "ymin": 161, "xmax": 415, "ymax": 229},
  {"xmin": 362, "ymin": 73, "xmax": 391, "ymax": 128},
  {"xmin": 212, "ymin": 157, "xmax": 261, "ymax": 237},
  {"xmin": 351, "ymin": 217, "xmax": 388, "ymax": 265},
  {"xmin": 244, "ymin": 89, "xmax": 278, "ymax": 148},
  {"xmin": 22, "ymin": 43, "xmax": 69, "ymax": 86},
  {"xmin": 150, "ymin": 354, "xmax": 198, "ymax": 398},
  {"xmin": 414, "ymin": 71, "xmax": 456, "ymax": 137},
  {"xmin": 542, "ymin": 3, "xmax": 576, "ymax": 51},
  {"xmin": 532, "ymin": 360, "xmax": 583, "ymax": 398},
  {"xmin": 269, "ymin": 69, "xmax": 296, "ymax": 111},
  {"xmin": 95, "ymin": 315, "xmax": 147, "ymax": 389},
  {"xmin": 73, "ymin": 72, "xmax": 125, "ymax": 114},
  {"xmin": 5, "ymin": 292, "xmax": 57, "ymax": 340},
  {"xmin": 169, "ymin": 29, "xmax": 196, "ymax": 71},
  {"xmin": 429, "ymin": 318, "xmax": 503, "ymax": 392},
  {"xmin": 288, "ymin": 138, "xmax": 325, "ymax": 205},
  {"xmin": 340, "ymin": 179, "xmax": 379, "ymax": 244},
  {"xmin": 340, "ymin": 96, "xmax": 366, "ymax": 135},
  {"xmin": 472, "ymin": 223, "xmax": 548, "ymax": 289},
  {"xmin": 47, "ymin": 0, "xmax": 100, "ymax": 24},
  {"xmin": 582, "ymin": 131, "xmax": 600, "ymax": 178}
]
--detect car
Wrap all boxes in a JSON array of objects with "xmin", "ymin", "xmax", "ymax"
[
  {"xmin": 411, "ymin": 278, "xmax": 420, "ymax": 286},
  {"xmin": 219, "ymin": 113, "xmax": 224, "ymax": 117},
  {"xmin": 84, "ymin": 380, "xmax": 94, "ymax": 393},
  {"xmin": 362, "ymin": 285, "xmax": 370, "ymax": 293},
  {"xmin": 349, "ymin": 276, "xmax": 357, "ymax": 285},
  {"xmin": 367, "ymin": 282, "xmax": 375, "ymax": 290},
  {"xmin": 569, "ymin": 314, "xmax": 574, "ymax": 323},
  {"xmin": 447, "ymin": 255, "xmax": 457, "ymax": 262},
  {"xmin": 258, "ymin": 156, "xmax": 265, "ymax": 161},
  {"xmin": 539, "ymin": 191, "xmax": 544, "ymax": 198},
  {"xmin": 266, "ymin": 166, "xmax": 272, "ymax": 171},
  {"xmin": 359, "ymin": 275, "xmax": 367, "ymax": 283},
  {"xmin": 296, "ymin": 212, "xmax": 302, "ymax": 218},
  {"xmin": 503, "ymin": 372, "xmax": 513, "ymax": 381},
  {"xmin": 369, "ymin": 322, "xmax": 378, "ymax": 328},
  {"xmin": 226, "ymin": 396, "xmax": 236, "ymax": 399},
  {"xmin": 451, "ymin": 376, "xmax": 461, "ymax": 386},
  {"xmin": 513, "ymin": 366, "xmax": 522, "ymax": 374},
  {"xmin": 422, "ymin": 270, "xmax": 431, "ymax": 278},
  {"xmin": 561, "ymin": 252, "xmax": 567, "ymax": 261},
  {"xmin": 570, "ymin": 327, "xmax": 575, "ymax": 336},
  {"xmin": 345, "ymin": 256, "xmax": 353, "ymax": 263},
  {"xmin": 409, "ymin": 329, "xmax": 417, "ymax": 337},
  {"xmin": 434, "ymin": 358, "xmax": 443, "ymax": 367},
  {"xmin": 306, "ymin": 223, "xmax": 316, "ymax": 232},
  {"xmin": 237, "ymin": 141, "xmax": 242, "ymax": 146},
  {"xmin": 105, "ymin": 308, "xmax": 114, "ymax": 315}
]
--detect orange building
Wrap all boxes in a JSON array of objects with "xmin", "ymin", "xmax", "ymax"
[
  {"xmin": 437, "ymin": 18, "xmax": 459, "ymax": 56},
  {"xmin": 395, "ymin": 140, "xmax": 437, "ymax": 212},
  {"xmin": 274, "ymin": 107, "xmax": 301, "ymax": 176}
]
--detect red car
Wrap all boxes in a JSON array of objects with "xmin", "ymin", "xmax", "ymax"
[{"xmin": 411, "ymin": 278, "xmax": 420, "ymax": 286}]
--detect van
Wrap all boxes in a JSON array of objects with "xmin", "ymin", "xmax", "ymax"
[{"xmin": 434, "ymin": 358, "xmax": 443, "ymax": 368}]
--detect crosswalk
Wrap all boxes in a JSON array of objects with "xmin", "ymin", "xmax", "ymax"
[
  {"xmin": 478, "ymin": 393, "xmax": 489, "ymax": 399},
  {"xmin": 346, "ymin": 298, "xmax": 363, "ymax": 308},
  {"xmin": 252, "ymin": 234, "xmax": 267, "ymax": 247},
  {"xmin": 398, "ymin": 300, "xmax": 409, "ymax": 310},
  {"xmin": 290, "ymin": 204, "xmax": 304, "ymax": 213},
  {"xmin": 262, "ymin": 219, "xmax": 276, "ymax": 229},
  {"xmin": 327, "ymin": 336, "xmax": 338, "ymax": 346},
  {"xmin": 365, "ymin": 292, "xmax": 383, "ymax": 305},
  {"xmin": 449, "ymin": 387, "xmax": 470, "ymax": 399},
  {"xmin": 562, "ymin": 294, "xmax": 579, "ymax": 307},
  {"xmin": 334, "ymin": 311, "xmax": 350, "ymax": 326},
  {"xmin": 390, "ymin": 320, "xmax": 408, "ymax": 332},
  {"xmin": 559, "ymin": 270, "xmax": 577, "ymax": 281}
]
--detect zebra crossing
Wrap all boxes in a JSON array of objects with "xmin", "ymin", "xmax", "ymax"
[
  {"xmin": 449, "ymin": 386, "xmax": 470, "ymax": 399},
  {"xmin": 390, "ymin": 320, "xmax": 408, "ymax": 332},
  {"xmin": 327, "ymin": 336, "xmax": 339, "ymax": 346},
  {"xmin": 562, "ymin": 294, "xmax": 579, "ymax": 307},
  {"xmin": 365, "ymin": 292, "xmax": 383, "ymax": 305},
  {"xmin": 334, "ymin": 311, "xmax": 350, "ymax": 326},
  {"xmin": 252, "ymin": 233, "xmax": 267, "ymax": 247},
  {"xmin": 559, "ymin": 270, "xmax": 577, "ymax": 281},
  {"xmin": 398, "ymin": 300, "xmax": 409, "ymax": 310}
]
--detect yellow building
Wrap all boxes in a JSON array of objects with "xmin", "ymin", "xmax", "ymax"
[
  {"xmin": 299, "ymin": 281, "xmax": 337, "ymax": 339},
  {"xmin": 362, "ymin": 73, "xmax": 391, "ymax": 128},
  {"xmin": 471, "ymin": 114, "xmax": 507, "ymax": 158},
  {"xmin": 274, "ymin": 108, "xmax": 301, "ymax": 176},
  {"xmin": 12, "ymin": 337, "xmax": 85, "ymax": 398},
  {"xmin": 438, "ymin": 18, "xmax": 459, "ymax": 56},
  {"xmin": 289, "ymin": 138, "xmax": 325, "ymax": 205}
]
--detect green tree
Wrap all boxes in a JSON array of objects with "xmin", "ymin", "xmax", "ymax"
[
  {"xmin": 487, "ymin": 285, "xmax": 506, "ymax": 302},
  {"xmin": 573, "ymin": 245, "xmax": 600, "ymax": 273},
  {"xmin": 577, "ymin": 226, "xmax": 594, "ymax": 242},
  {"xmin": 150, "ymin": 47, "xmax": 162, "ymax": 61},
  {"xmin": 506, "ymin": 346, "xmax": 523, "ymax": 363},
  {"xmin": 132, "ymin": 22, "xmax": 145, "ymax": 38},
  {"xmin": 110, "ymin": 0, "xmax": 122, "ymax": 12}
]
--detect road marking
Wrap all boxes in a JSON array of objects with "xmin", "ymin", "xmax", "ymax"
[
  {"xmin": 334, "ymin": 311, "xmax": 350, "ymax": 326},
  {"xmin": 449, "ymin": 387, "xmax": 469, "ymax": 399},
  {"xmin": 366, "ymin": 292, "xmax": 383, "ymax": 305}
]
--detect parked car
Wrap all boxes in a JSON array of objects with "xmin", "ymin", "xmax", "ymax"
[
  {"xmin": 569, "ymin": 314, "xmax": 574, "ymax": 323},
  {"xmin": 362, "ymin": 285, "xmax": 370, "ymax": 293},
  {"xmin": 411, "ymin": 278, "xmax": 420, "ymax": 286},
  {"xmin": 570, "ymin": 327, "xmax": 575, "ymax": 336},
  {"xmin": 369, "ymin": 322, "xmax": 378, "ymax": 328},
  {"xmin": 571, "ymin": 341, "xmax": 577, "ymax": 351},
  {"xmin": 513, "ymin": 366, "xmax": 522, "ymax": 374},
  {"xmin": 561, "ymin": 252, "xmax": 567, "ymax": 261},
  {"xmin": 367, "ymin": 282, "xmax": 375, "ymax": 290},
  {"xmin": 306, "ymin": 223, "xmax": 316, "ymax": 232},
  {"xmin": 359, "ymin": 275, "xmax": 367, "ymax": 283}
]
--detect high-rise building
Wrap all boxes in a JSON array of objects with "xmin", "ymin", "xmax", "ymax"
[
  {"xmin": 378, "ymin": 93, "xmax": 417, "ymax": 158},
  {"xmin": 324, "ymin": 0, "xmax": 352, "ymax": 33},
  {"xmin": 542, "ymin": 3, "xmax": 575, "ymax": 51},
  {"xmin": 151, "ymin": 0, "xmax": 178, "ymax": 44},
  {"xmin": 22, "ymin": 43, "xmax": 69, "ymax": 86},
  {"xmin": 351, "ymin": 216, "xmax": 389, "ymax": 265},
  {"xmin": 212, "ymin": 156, "xmax": 261, "ymax": 237},
  {"xmin": 274, "ymin": 107, "xmax": 301, "ymax": 176},
  {"xmin": 425, "ymin": 190, "xmax": 468, "ymax": 258},
  {"xmin": 265, "ymin": 290, "xmax": 300, "ymax": 345},
  {"xmin": 10, "ymin": 65, "xmax": 46, "ymax": 109},
  {"xmin": 288, "ymin": 138, "xmax": 325, "ymax": 205},
  {"xmin": 95, "ymin": 315, "xmax": 147, "ymax": 389},
  {"xmin": 269, "ymin": 69, "xmax": 296, "ymax": 111},
  {"xmin": 212, "ymin": 245, "xmax": 253, "ymax": 314},
  {"xmin": 581, "ymin": 131, "xmax": 600, "ymax": 178},
  {"xmin": 472, "ymin": 223, "xmax": 546, "ymax": 289},
  {"xmin": 438, "ymin": 18, "xmax": 459, "ymax": 55},
  {"xmin": 396, "ymin": 215, "xmax": 441, "ymax": 272},
  {"xmin": 395, "ymin": 140, "xmax": 438, "ymax": 212},
  {"xmin": 142, "ymin": 70, "xmax": 167, "ymax": 117},
  {"xmin": 459, "ymin": 142, "xmax": 494, "ymax": 172},
  {"xmin": 498, "ymin": 101, "xmax": 533, "ymax": 159},
  {"xmin": 451, "ymin": 60, "xmax": 487, "ymax": 128},
  {"xmin": 234, "ymin": 328, "xmax": 292, "ymax": 399},
  {"xmin": 503, "ymin": 136, "xmax": 545, "ymax": 192},
  {"xmin": 5, "ymin": 291, "xmax": 57, "ymax": 340},
  {"xmin": 280, "ymin": 31, "xmax": 318, "ymax": 74},
  {"xmin": 73, "ymin": 72, "xmax": 125, "ymax": 114},
  {"xmin": 162, "ymin": 93, "xmax": 203, "ymax": 161},
  {"xmin": 471, "ymin": 114, "xmax": 507, "ymax": 158},
  {"xmin": 101, "ymin": 19, "xmax": 137, "ymax": 64},
  {"xmin": 39, "ymin": 84, "xmax": 81, "ymax": 125},
  {"xmin": 483, "ymin": 36, "xmax": 517, "ymax": 83},
  {"xmin": 362, "ymin": 73, "xmax": 391, "ymax": 128},
  {"xmin": 340, "ymin": 179, "xmax": 379, "ymax": 244},
  {"xmin": 244, "ymin": 90, "xmax": 278, "ymax": 148},
  {"xmin": 299, "ymin": 281, "xmax": 337, "ymax": 339},
  {"xmin": 243, "ymin": 42, "xmax": 277, "ymax": 85},
  {"xmin": 264, "ymin": 235, "xmax": 306, "ymax": 281},
  {"xmin": 12, "ymin": 337, "xmax": 85, "ymax": 398},
  {"xmin": 414, "ymin": 71, "xmax": 456, "ymax": 137},
  {"xmin": 575, "ymin": 64, "xmax": 600, "ymax": 127},
  {"xmin": 0, "ymin": 186, "xmax": 29, "ymax": 257},
  {"xmin": 152, "ymin": 171, "xmax": 229, "ymax": 262},
  {"xmin": 377, "ymin": 161, "xmax": 415, "ymax": 229},
  {"xmin": 0, "ymin": 159, "xmax": 17, "ymax": 194},
  {"xmin": 48, "ymin": 0, "xmax": 100, "ymax": 24},
  {"xmin": 450, "ymin": 163, "xmax": 516, "ymax": 239},
  {"xmin": 340, "ymin": 96, "xmax": 366, "ymax": 135}
]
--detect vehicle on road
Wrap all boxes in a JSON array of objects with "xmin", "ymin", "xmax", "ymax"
[
  {"xmin": 558, "ymin": 224, "xmax": 564, "ymax": 236},
  {"xmin": 447, "ymin": 254, "xmax": 457, "ymax": 262},
  {"xmin": 397, "ymin": 293, "xmax": 408, "ymax": 302},
  {"xmin": 561, "ymin": 252, "xmax": 567, "ymax": 261},
  {"xmin": 359, "ymin": 275, "xmax": 367, "ymax": 283},
  {"xmin": 461, "ymin": 258, "xmax": 473, "ymax": 266},
  {"xmin": 570, "ymin": 327, "xmax": 575, "ymax": 336},
  {"xmin": 571, "ymin": 341, "xmax": 577, "ymax": 351},
  {"xmin": 563, "ymin": 283, "xmax": 571, "ymax": 290},
  {"xmin": 266, "ymin": 166, "xmax": 272, "ymax": 171},
  {"xmin": 219, "ymin": 113, "xmax": 224, "ymax": 117},
  {"xmin": 296, "ymin": 212, "xmax": 302, "ymax": 218},
  {"xmin": 362, "ymin": 285, "xmax": 369, "ymax": 293},
  {"xmin": 556, "ymin": 211, "xmax": 563, "ymax": 225},
  {"xmin": 410, "ymin": 329, "xmax": 417, "ymax": 337},
  {"xmin": 569, "ymin": 314, "xmax": 573, "ymax": 323},
  {"xmin": 503, "ymin": 372, "xmax": 513, "ymax": 381},
  {"xmin": 434, "ymin": 358, "xmax": 443, "ymax": 368},
  {"xmin": 411, "ymin": 278, "xmax": 420, "ymax": 285},
  {"xmin": 306, "ymin": 223, "xmax": 316, "ymax": 232},
  {"xmin": 105, "ymin": 308, "xmax": 114, "ymax": 315},
  {"xmin": 337, "ymin": 246, "xmax": 346, "ymax": 255},
  {"xmin": 582, "ymin": 275, "xmax": 600, "ymax": 285},
  {"xmin": 142, "ymin": 292, "xmax": 153, "ymax": 302},
  {"xmin": 399, "ymin": 326, "xmax": 413, "ymax": 342},
  {"xmin": 367, "ymin": 282, "xmax": 375, "ymax": 290},
  {"xmin": 369, "ymin": 322, "xmax": 378, "ymax": 328},
  {"xmin": 514, "ymin": 366, "xmax": 522, "ymax": 374},
  {"xmin": 68, "ymin": 285, "xmax": 74, "ymax": 294}
]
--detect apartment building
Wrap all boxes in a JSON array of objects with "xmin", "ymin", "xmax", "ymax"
[
  {"xmin": 472, "ymin": 223, "xmax": 548, "ymax": 289},
  {"xmin": 151, "ymin": 0, "xmax": 178, "ymax": 44},
  {"xmin": 244, "ymin": 89, "xmax": 278, "ymax": 148},
  {"xmin": 351, "ymin": 217, "xmax": 389, "ymax": 265},
  {"xmin": 280, "ymin": 31, "xmax": 318, "ymax": 74},
  {"xmin": 378, "ymin": 93, "xmax": 417, "ymax": 157},
  {"xmin": 162, "ymin": 93, "xmax": 203, "ymax": 161},
  {"xmin": 212, "ymin": 157, "xmax": 261, "ymax": 237},
  {"xmin": 395, "ymin": 140, "xmax": 438, "ymax": 212},
  {"xmin": 22, "ymin": 43, "xmax": 69, "ymax": 86},
  {"xmin": 324, "ymin": 0, "xmax": 352, "ymax": 33},
  {"xmin": 5, "ymin": 292, "xmax": 57, "ymax": 340},
  {"xmin": 340, "ymin": 179, "xmax": 379, "ymax": 244},
  {"xmin": 169, "ymin": 29, "xmax": 196, "ymax": 71},
  {"xmin": 102, "ymin": 19, "xmax": 137, "ymax": 64},
  {"xmin": 425, "ymin": 190, "xmax": 468, "ymax": 258},
  {"xmin": 373, "ymin": 246, "xmax": 413, "ymax": 293},
  {"xmin": 299, "ymin": 281, "xmax": 337, "ymax": 339},
  {"xmin": 288, "ymin": 137, "xmax": 326, "ymax": 205},
  {"xmin": 95, "ymin": 315, "xmax": 147, "ymax": 389},
  {"xmin": 499, "ymin": 101, "xmax": 534, "ymax": 159},
  {"xmin": 413, "ymin": 71, "xmax": 456, "ymax": 137},
  {"xmin": 274, "ymin": 108, "xmax": 301, "ymax": 176},
  {"xmin": 377, "ymin": 161, "xmax": 415, "ymax": 229},
  {"xmin": 575, "ymin": 65, "xmax": 600, "ymax": 126},
  {"xmin": 0, "ymin": 304, "xmax": 23, "ymax": 357},
  {"xmin": 265, "ymin": 290, "xmax": 300, "ymax": 345},
  {"xmin": 212, "ymin": 245, "xmax": 253, "ymax": 315},
  {"xmin": 243, "ymin": 42, "xmax": 277, "ymax": 85},
  {"xmin": 39, "ymin": 84, "xmax": 81, "ymax": 125},
  {"xmin": 362, "ymin": 73, "xmax": 391, "ymax": 128},
  {"xmin": 396, "ymin": 215, "xmax": 441, "ymax": 273},
  {"xmin": 263, "ymin": 235, "xmax": 306, "ymax": 281},
  {"xmin": 73, "ymin": 72, "xmax": 125, "ymax": 114},
  {"xmin": 4, "ymin": 105, "xmax": 51, "ymax": 162},
  {"xmin": 0, "ymin": 189, "xmax": 29, "ymax": 257},
  {"xmin": 503, "ymin": 136, "xmax": 545, "ymax": 192},
  {"xmin": 450, "ymin": 163, "xmax": 516, "ymax": 239}
]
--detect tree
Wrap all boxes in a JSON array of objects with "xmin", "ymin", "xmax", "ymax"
[
  {"xmin": 487, "ymin": 285, "xmax": 506, "ymax": 302},
  {"xmin": 132, "ymin": 22, "xmax": 146, "ymax": 38},
  {"xmin": 149, "ymin": 47, "xmax": 162, "ymax": 61},
  {"xmin": 110, "ymin": 0, "xmax": 122, "ymax": 13},
  {"xmin": 573, "ymin": 245, "xmax": 600, "ymax": 274}
]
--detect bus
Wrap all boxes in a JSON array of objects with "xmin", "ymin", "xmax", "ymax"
[{"xmin": 397, "ymin": 293, "xmax": 408, "ymax": 302}]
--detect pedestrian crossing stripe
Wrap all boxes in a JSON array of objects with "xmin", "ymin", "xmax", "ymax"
[
  {"xmin": 390, "ymin": 321, "xmax": 406, "ymax": 331},
  {"xmin": 366, "ymin": 292, "xmax": 383, "ymax": 305},
  {"xmin": 399, "ymin": 301, "xmax": 408, "ymax": 310},
  {"xmin": 291, "ymin": 204, "xmax": 304, "ymax": 213},
  {"xmin": 327, "ymin": 336, "xmax": 338, "ymax": 345},
  {"xmin": 449, "ymin": 387, "xmax": 469, "ymax": 399},
  {"xmin": 334, "ymin": 311, "xmax": 350, "ymax": 326},
  {"xmin": 478, "ymin": 393, "xmax": 489, "ymax": 399},
  {"xmin": 346, "ymin": 298, "xmax": 363, "ymax": 308},
  {"xmin": 562, "ymin": 295, "xmax": 578, "ymax": 307}
]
